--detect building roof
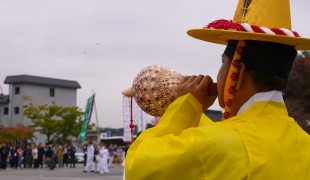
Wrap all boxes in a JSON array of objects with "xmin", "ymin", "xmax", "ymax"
[
  {"xmin": 4, "ymin": 75, "xmax": 81, "ymax": 89},
  {"xmin": 205, "ymin": 109, "xmax": 223, "ymax": 122}
]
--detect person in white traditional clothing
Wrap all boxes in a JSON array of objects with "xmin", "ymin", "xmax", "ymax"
[
  {"xmin": 97, "ymin": 143, "xmax": 109, "ymax": 174},
  {"xmin": 83, "ymin": 141, "xmax": 95, "ymax": 173}
]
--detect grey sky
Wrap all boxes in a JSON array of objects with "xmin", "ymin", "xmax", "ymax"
[{"xmin": 1, "ymin": 0, "xmax": 309, "ymax": 128}]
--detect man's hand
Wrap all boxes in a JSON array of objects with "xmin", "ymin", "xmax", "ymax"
[{"xmin": 176, "ymin": 75, "xmax": 217, "ymax": 111}]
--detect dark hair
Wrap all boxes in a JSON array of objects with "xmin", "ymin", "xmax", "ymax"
[
  {"xmin": 246, "ymin": 68, "xmax": 288, "ymax": 91},
  {"xmin": 225, "ymin": 40, "xmax": 297, "ymax": 78},
  {"xmin": 224, "ymin": 40, "xmax": 295, "ymax": 91}
]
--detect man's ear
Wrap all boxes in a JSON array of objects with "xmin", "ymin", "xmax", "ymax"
[{"xmin": 236, "ymin": 63, "xmax": 246, "ymax": 90}]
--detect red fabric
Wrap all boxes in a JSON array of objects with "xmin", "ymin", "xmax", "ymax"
[
  {"xmin": 225, "ymin": 99, "xmax": 233, "ymax": 107},
  {"xmin": 228, "ymin": 87, "xmax": 236, "ymax": 94},
  {"xmin": 203, "ymin": 19, "xmax": 300, "ymax": 37},
  {"xmin": 223, "ymin": 111, "xmax": 230, "ymax": 119},
  {"xmin": 251, "ymin": 25, "xmax": 265, "ymax": 33},
  {"xmin": 293, "ymin": 31, "xmax": 300, "ymax": 37},
  {"xmin": 270, "ymin": 28, "xmax": 286, "ymax": 36},
  {"xmin": 205, "ymin": 19, "xmax": 245, "ymax": 31},
  {"xmin": 129, "ymin": 97, "xmax": 135, "ymax": 142},
  {"xmin": 232, "ymin": 60, "xmax": 240, "ymax": 67},
  {"xmin": 230, "ymin": 73, "xmax": 238, "ymax": 80},
  {"xmin": 236, "ymin": 47, "xmax": 243, "ymax": 54}
]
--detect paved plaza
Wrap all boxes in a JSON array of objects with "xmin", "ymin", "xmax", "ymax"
[{"xmin": 0, "ymin": 163, "xmax": 124, "ymax": 180}]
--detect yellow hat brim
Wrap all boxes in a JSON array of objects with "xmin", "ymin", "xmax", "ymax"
[{"xmin": 187, "ymin": 29, "xmax": 310, "ymax": 50}]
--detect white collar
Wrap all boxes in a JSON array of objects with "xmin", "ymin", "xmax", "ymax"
[{"xmin": 237, "ymin": 90, "xmax": 284, "ymax": 115}]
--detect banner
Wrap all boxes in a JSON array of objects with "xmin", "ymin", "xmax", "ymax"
[
  {"xmin": 122, "ymin": 96, "xmax": 148, "ymax": 142},
  {"xmin": 78, "ymin": 94, "xmax": 95, "ymax": 141},
  {"xmin": 122, "ymin": 96, "xmax": 132, "ymax": 142},
  {"xmin": 134, "ymin": 100, "xmax": 147, "ymax": 132}
]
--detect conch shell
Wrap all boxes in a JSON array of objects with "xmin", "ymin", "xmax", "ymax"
[{"xmin": 122, "ymin": 65, "xmax": 217, "ymax": 117}]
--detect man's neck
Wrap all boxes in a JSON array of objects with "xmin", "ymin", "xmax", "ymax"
[{"xmin": 229, "ymin": 84, "xmax": 257, "ymax": 117}]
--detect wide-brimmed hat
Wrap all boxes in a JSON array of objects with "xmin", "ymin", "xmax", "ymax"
[
  {"xmin": 187, "ymin": 0, "xmax": 310, "ymax": 120},
  {"xmin": 187, "ymin": 0, "xmax": 310, "ymax": 50}
]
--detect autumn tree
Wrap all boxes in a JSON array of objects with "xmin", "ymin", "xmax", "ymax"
[
  {"xmin": 0, "ymin": 125, "xmax": 34, "ymax": 143},
  {"xmin": 284, "ymin": 51, "xmax": 310, "ymax": 134},
  {"xmin": 23, "ymin": 102, "xmax": 84, "ymax": 144}
]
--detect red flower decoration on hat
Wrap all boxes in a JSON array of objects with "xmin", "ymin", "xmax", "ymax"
[{"xmin": 205, "ymin": 19, "xmax": 245, "ymax": 31}]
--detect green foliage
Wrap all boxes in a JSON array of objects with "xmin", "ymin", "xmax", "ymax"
[
  {"xmin": 23, "ymin": 102, "xmax": 84, "ymax": 144},
  {"xmin": 59, "ymin": 106, "xmax": 84, "ymax": 141},
  {"xmin": 87, "ymin": 122, "xmax": 97, "ymax": 131}
]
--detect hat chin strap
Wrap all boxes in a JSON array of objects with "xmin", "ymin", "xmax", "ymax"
[{"xmin": 222, "ymin": 40, "xmax": 246, "ymax": 120}]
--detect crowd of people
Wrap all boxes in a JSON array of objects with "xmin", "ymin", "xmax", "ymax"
[
  {"xmin": 0, "ymin": 142, "xmax": 127, "ymax": 174},
  {"xmin": 0, "ymin": 142, "xmax": 77, "ymax": 170}
]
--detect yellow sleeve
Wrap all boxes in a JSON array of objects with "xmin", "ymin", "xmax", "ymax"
[
  {"xmin": 200, "ymin": 112, "xmax": 215, "ymax": 126},
  {"xmin": 125, "ymin": 94, "xmax": 210, "ymax": 180},
  {"xmin": 143, "ymin": 93, "xmax": 203, "ymax": 136}
]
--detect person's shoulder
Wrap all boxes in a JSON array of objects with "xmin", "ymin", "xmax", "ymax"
[
  {"xmin": 189, "ymin": 121, "xmax": 244, "ymax": 148},
  {"xmin": 197, "ymin": 120, "xmax": 241, "ymax": 134}
]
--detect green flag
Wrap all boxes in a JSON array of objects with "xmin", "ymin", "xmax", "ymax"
[{"xmin": 78, "ymin": 94, "xmax": 95, "ymax": 141}]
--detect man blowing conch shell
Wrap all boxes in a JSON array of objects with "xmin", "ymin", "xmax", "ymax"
[{"xmin": 125, "ymin": 0, "xmax": 310, "ymax": 179}]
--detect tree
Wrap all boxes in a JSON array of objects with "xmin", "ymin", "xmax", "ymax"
[
  {"xmin": 57, "ymin": 106, "xmax": 84, "ymax": 142},
  {"xmin": 23, "ymin": 102, "xmax": 84, "ymax": 144},
  {"xmin": 0, "ymin": 125, "xmax": 34, "ymax": 143},
  {"xmin": 284, "ymin": 55, "xmax": 310, "ymax": 134}
]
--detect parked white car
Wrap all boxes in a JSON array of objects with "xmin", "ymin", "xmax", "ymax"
[{"xmin": 75, "ymin": 152, "xmax": 85, "ymax": 163}]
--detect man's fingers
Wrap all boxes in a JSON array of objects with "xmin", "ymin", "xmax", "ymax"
[
  {"xmin": 179, "ymin": 76, "xmax": 190, "ymax": 84},
  {"xmin": 200, "ymin": 76, "xmax": 213, "ymax": 89},
  {"xmin": 176, "ymin": 74, "xmax": 216, "ymax": 111},
  {"xmin": 180, "ymin": 75, "xmax": 204, "ymax": 85},
  {"xmin": 186, "ymin": 75, "xmax": 198, "ymax": 83},
  {"xmin": 192, "ymin": 75, "xmax": 205, "ymax": 84}
]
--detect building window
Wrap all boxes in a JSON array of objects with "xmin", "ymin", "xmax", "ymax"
[
  {"xmin": 50, "ymin": 88, "xmax": 55, "ymax": 97},
  {"xmin": 4, "ymin": 107, "xmax": 9, "ymax": 115},
  {"xmin": 14, "ymin": 107, "xmax": 19, "ymax": 114},
  {"xmin": 15, "ymin": 87, "xmax": 20, "ymax": 95}
]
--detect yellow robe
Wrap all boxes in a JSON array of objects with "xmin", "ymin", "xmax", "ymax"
[{"xmin": 126, "ymin": 93, "xmax": 310, "ymax": 180}]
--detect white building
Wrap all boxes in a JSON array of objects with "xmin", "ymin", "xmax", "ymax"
[{"xmin": 0, "ymin": 74, "xmax": 81, "ymax": 143}]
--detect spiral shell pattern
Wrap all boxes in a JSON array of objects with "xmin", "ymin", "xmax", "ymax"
[{"xmin": 132, "ymin": 65, "xmax": 183, "ymax": 116}]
